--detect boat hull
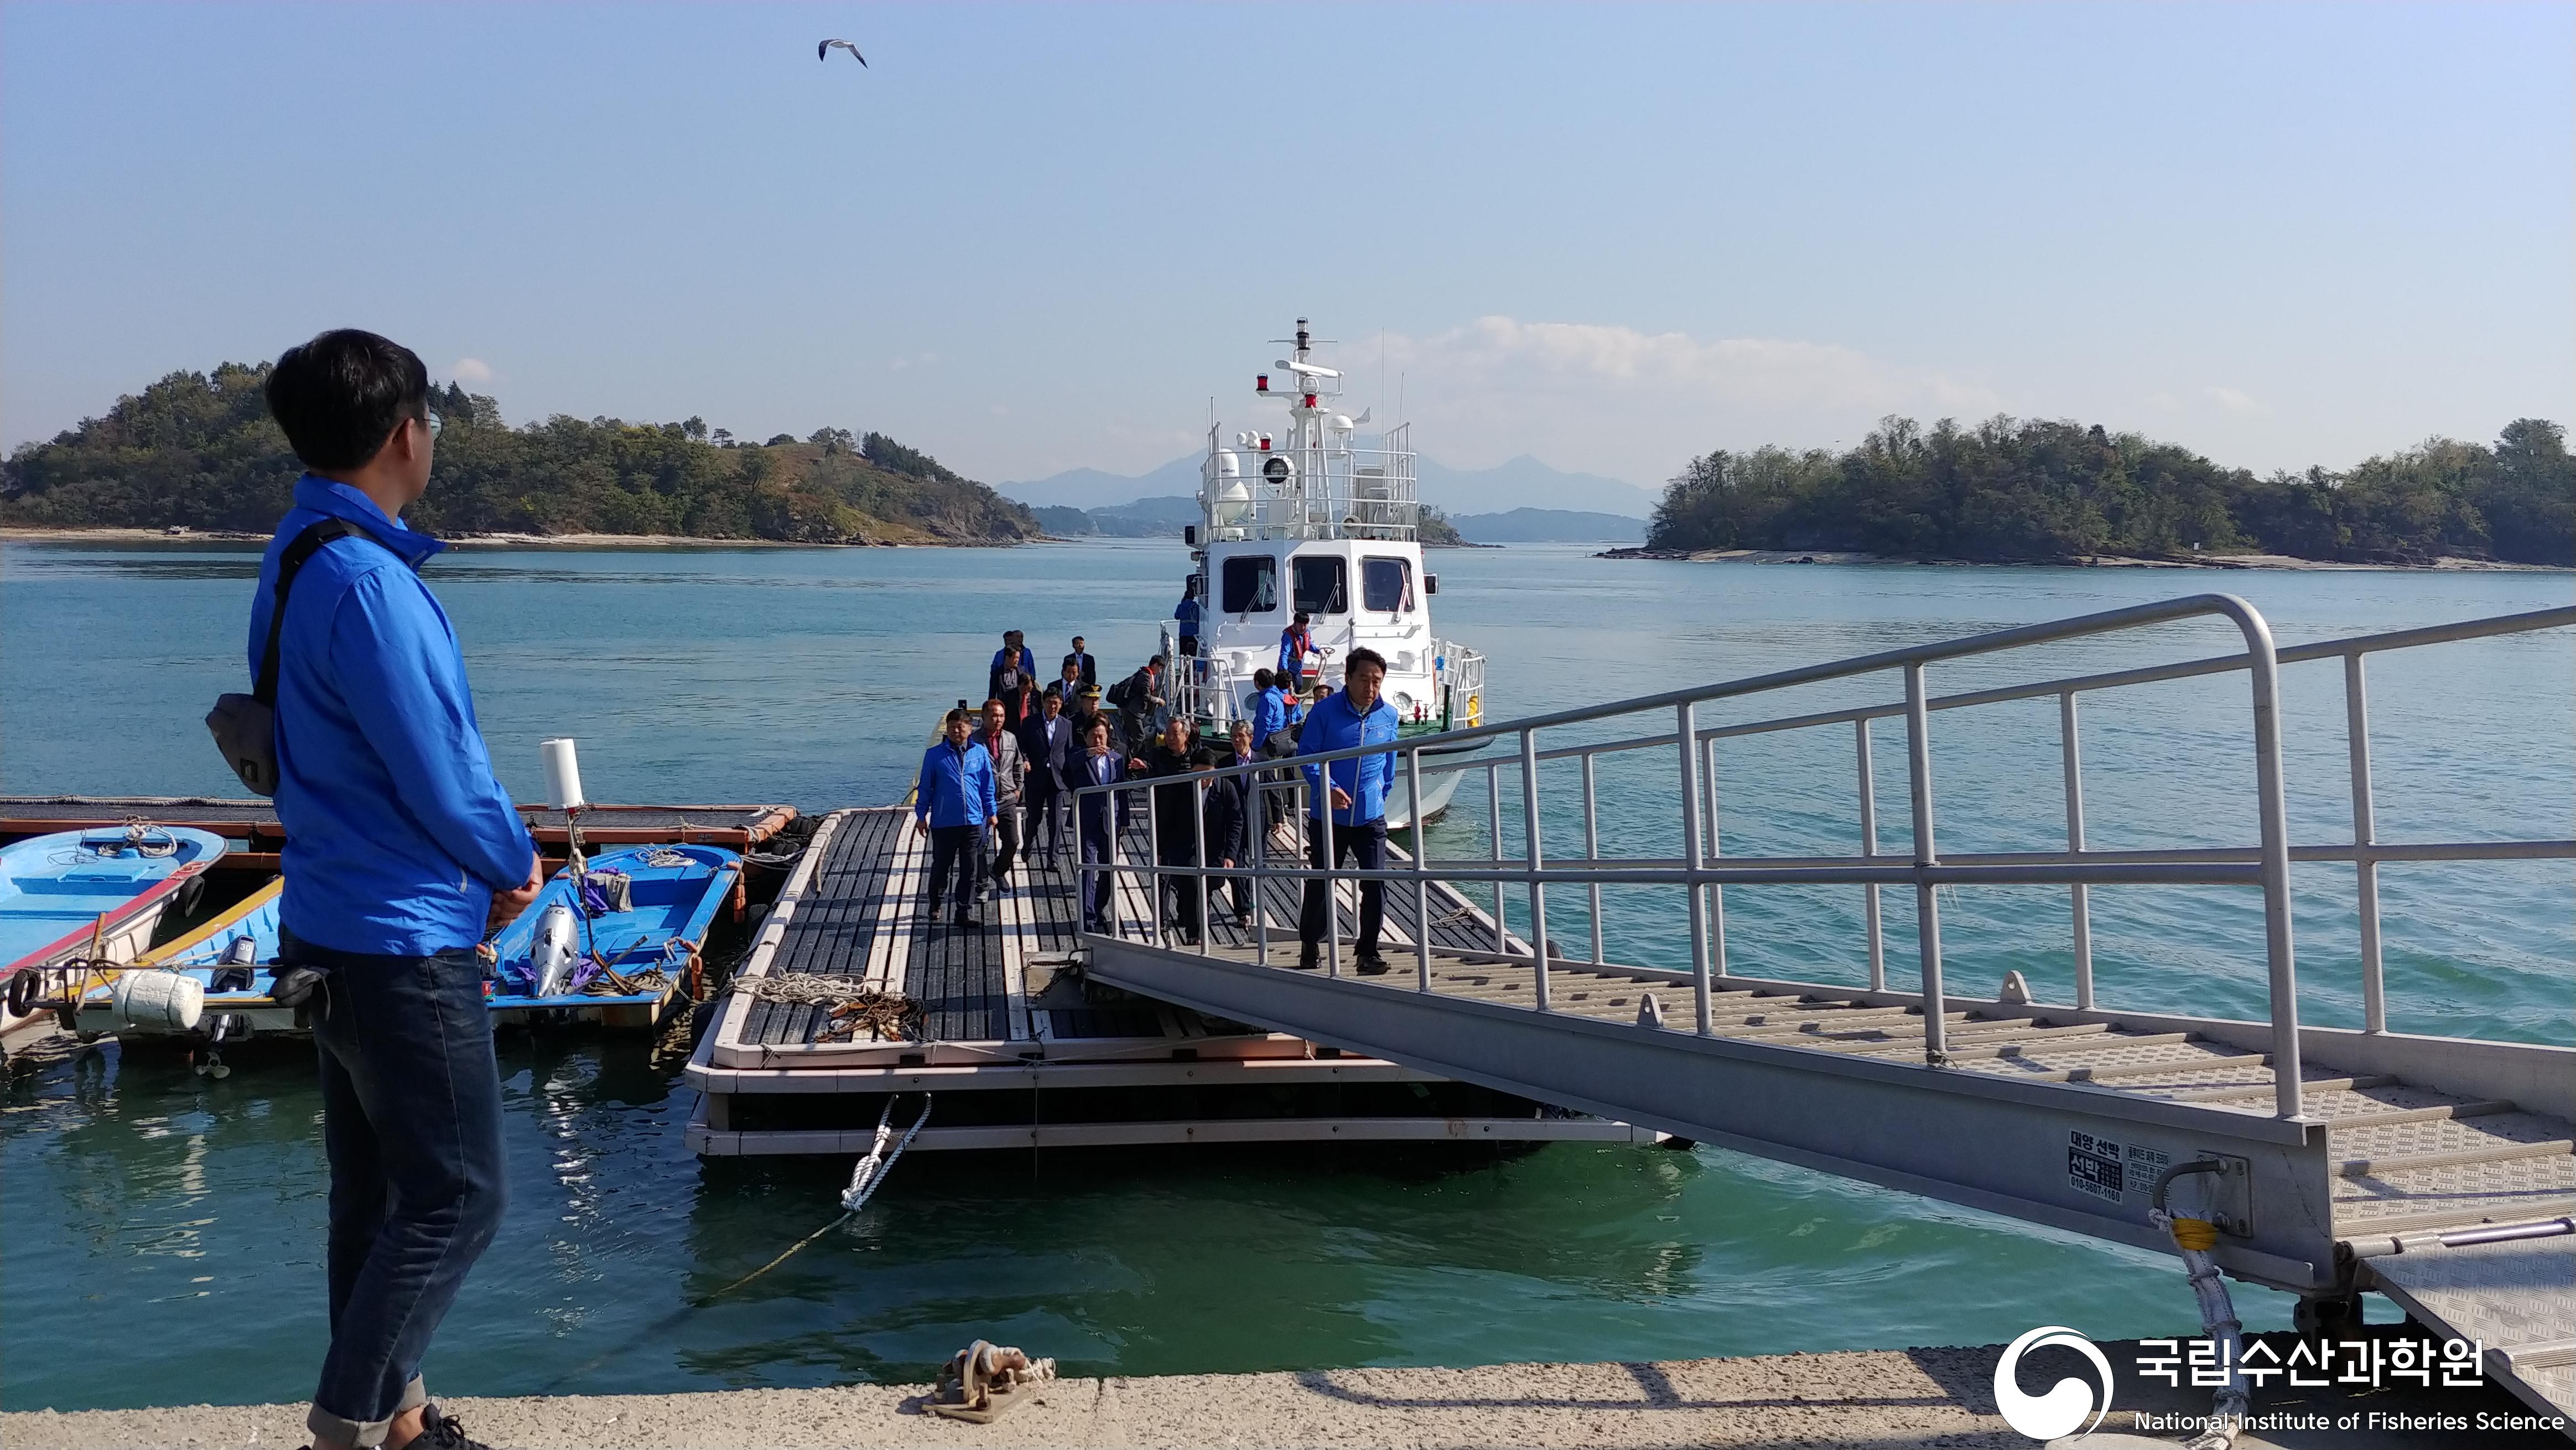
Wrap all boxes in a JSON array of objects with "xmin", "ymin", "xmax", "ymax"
[
  {"xmin": 2, "ymin": 826, "xmax": 227, "ymax": 1045},
  {"xmin": 485, "ymin": 844, "xmax": 741, "ymax": 1027}
]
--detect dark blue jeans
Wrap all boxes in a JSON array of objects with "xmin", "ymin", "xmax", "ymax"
[
  {"xmin": 283, "ymin": 928, "xmax": 508, "ymax": 1446},
  {"xmin": 1299, "ymin": 816, "xmax": 1388, "ymax": 959}
]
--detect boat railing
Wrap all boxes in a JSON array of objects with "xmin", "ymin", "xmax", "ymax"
[
  {"xmin": 1434, "ymin": 639, "xmax": 1486, "ymax": 728},
  {"xmin": 1203, "ymin": 427, "xmax": 1419, "ymax": 543},
  {"xmin": 1074, "ymin": 597, "xmax": 2576, "ymax": 1122},
  {"xmin": 1159, "ymin": 622, "xmax": 1250, "ymax": 729}
]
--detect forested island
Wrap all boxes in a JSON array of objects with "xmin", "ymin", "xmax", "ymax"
[
  {"xmin": 1641, "ymin": 416, "xmax": 2573, "ymax": 566},
  {"xmin": 0, "ymin": 364, "xmax": 1040, "ymax": 545}
]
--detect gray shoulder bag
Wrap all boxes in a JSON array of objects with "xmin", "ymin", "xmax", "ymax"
[{"xmin": 205, "ymin": 520, "xmax": 350, "ymax": 796}]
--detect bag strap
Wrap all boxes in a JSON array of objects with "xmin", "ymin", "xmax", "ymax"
[{"xmin": 253, "ymin": 520, "xmax": 354, "ymax": 705}]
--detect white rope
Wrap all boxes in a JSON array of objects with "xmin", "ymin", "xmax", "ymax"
[{"xmin": 843, "ymin": 1095, "xmax": 934, "ymax": 1212}]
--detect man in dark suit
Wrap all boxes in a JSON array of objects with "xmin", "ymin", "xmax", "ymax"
[
  {"xmin": 1202, "ymin": 720, "xmax": 1261, "ymax": 930},
  {"xmin": 1063, "ymin": 635, "xmax": 1098, "ymax": 691},
  {"xmin": 1018, "ymin": 686, "xmax": 1076, "ymax": 865},
  {"xmin": 1071, "ymin": 713, "xmax": 1126, "ymax": 933},
  {"xmin": 1130, "ymin": 715, "xmax": 1213, "ymax": 944}
]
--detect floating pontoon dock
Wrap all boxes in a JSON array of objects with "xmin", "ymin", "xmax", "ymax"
[
  {"xmin": 685, "ymin": 806, "xmax": 1656, "ymax": 1153},
  {"xmin": 1075, "ymin": 597, "xmax": 2576, "ymax": 1427}
]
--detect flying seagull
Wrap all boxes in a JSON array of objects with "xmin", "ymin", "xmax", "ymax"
[{"xmin": 817, "ymin": 38, "xmax": 867, "ymax": 66}]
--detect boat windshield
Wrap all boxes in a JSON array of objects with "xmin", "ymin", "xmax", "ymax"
[
  {"xmin": 1362, "ymin": 557, "xmax": 1414, "ymax": 613},
  {"xmin": 1292, "ymin": 556, "xmax": 1347, "ymax": 615},
  {"xmin": 1222, "ymin": 556, "xmax": 1277, "ymax": 613}
]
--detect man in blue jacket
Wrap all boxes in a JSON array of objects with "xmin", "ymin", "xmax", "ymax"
[
  {"xmin": 1295, "ymin": 646, "xmax": 1401, "ymax": 974},
  {"xmin": 251, "ymin": 330, "xmax": 538, "ymax": 1450},
  {"xmin": 915, "ymin": 707, "xmax": 998, "ymax": 928},
  {"xmin": 1173, "ymin": 574, "xmax": 1203, "ymax": 657}
]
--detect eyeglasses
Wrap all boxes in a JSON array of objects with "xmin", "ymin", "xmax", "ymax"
[{"xmin": 422, "ymin": 410, "xmax": 443, "ymax": 441}]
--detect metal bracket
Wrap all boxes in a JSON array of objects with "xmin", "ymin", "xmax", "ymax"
[{"xmin": 2195, "ymin": 1151, "xmax": 2255, "ymax": 1237}]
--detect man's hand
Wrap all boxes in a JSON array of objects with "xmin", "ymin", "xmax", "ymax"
[
  {"xmin": 487, "ymin": 856, "xmax": 543, "ymax": 933},
  {"xmin": 914, "ymin": 817, "xmax": 928, "ymax": 837},
  {"xmin": 1330, "ymin": 786, "xmax": 1354, "ymax": 811}
]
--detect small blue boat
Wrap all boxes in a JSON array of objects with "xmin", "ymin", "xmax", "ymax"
[
  {"xmin": 3, "ymin": 825, "xmax": 228, "ymax": 1037},
  {"xmin": 486, "ymin": 844, "xmax": 740, "ymax": 1027},
  {"xmin": 73, "ymin": 877, "xmax": 290, "ymax": 1049}
]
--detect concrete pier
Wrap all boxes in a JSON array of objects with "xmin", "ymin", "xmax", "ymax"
[{"xmin": 7, "ymin": 1338, "xmax": 2564, "ymax": 1449}]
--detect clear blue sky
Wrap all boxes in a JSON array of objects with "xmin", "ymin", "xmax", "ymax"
[{"xmin": 4, "ymin": 2, "xmax": 2568, "ymax": 491}]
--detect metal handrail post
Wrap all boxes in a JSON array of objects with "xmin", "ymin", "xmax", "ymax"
[
  {"xmin": 1252, "ymin": 772, "xmax": 1270, "ymax": 966},
  {"xmin": 1704, "ymin": 736, "xmax": 1728, "ymax": 978},
  {"xmin": 1676, "ymin": 701, "xmax": 1713, "ymax": 1034},
  {"xmin": 1904, "ymin": 662, "xmax": 1949, "ymax": 1064},
  {"xmin": 2061, "ymin": 690, "xmax": 2095, "ymax": 1010},
  {"xmin": 1143, "ymin": 778, "xmax": 1161, "ymax": 947},
  {"xmin": 2346, "ymin": 652, "xmax": 2386, "ymax": 1034},
  {"xmin": 1520, "ymin": 727, "xmax": 1550, "ymax": 1011},
  {"xmin": 1855, "ymin": 718, "xmax": 1886, "ymax": 992},
  {"xmin": 1581, "ymin": 753, "xmax": 1603, "ymax": 967},
  {"xmin": 1409, "ymin": 745, "xmax": 1431, "ymax": 991},
  {"xmin": 2236, "ymin": 607, "xmax": 2304, "ymax": 1118},
  {"xmin": 1194, "ymin": 774, "xmax": 1210, "ymax": 957},
  {"xmin": 1322, "ymin": 774, "xmax": 1341, "ymax": 977},
  {"xmin": 1486, "ymin": 763, "xmax": 1507, "ymax": 952}
]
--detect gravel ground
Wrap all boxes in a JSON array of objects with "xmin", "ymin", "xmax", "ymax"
[{"xmin": 5, "ymin": 1339, "xmax": 2563, "ymax": 1449}]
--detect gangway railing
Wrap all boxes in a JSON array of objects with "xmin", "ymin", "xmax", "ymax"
[{"xmin": 1074, "ymin": 596, "xmax": 2576, "ymax": 1127}]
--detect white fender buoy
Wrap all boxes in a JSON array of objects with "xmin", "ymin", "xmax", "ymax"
[{"xmin": 112, "ymin": 970, "xmax": 205, "ymax": 1034}]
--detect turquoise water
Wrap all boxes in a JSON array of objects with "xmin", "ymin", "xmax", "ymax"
[{"xmin": 3, "ymin": 538, "xmax": 2568, "ymax": 1410}]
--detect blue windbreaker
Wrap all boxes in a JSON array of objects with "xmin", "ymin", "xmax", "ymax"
[
  {"xmin": 1175, "ymin": 594, "xmax": 1201, "ymax": 640},
  {"xmin": 1297, "ymin": 689, "xmax": 1401, "ymax": 826},
  {"xmin": 1249, "ymin": 686, "xmax": 1293, "ymax": 745},
  {"xmin": 915, "ymin": 739, "xmax": 998, "ymax": 828},
  {"xmin": 248, "ymin": 476, "xmax": 535, "ymax": 956}
]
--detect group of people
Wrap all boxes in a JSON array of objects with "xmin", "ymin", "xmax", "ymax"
[{"xmin": 927, "ymin": 620, "xmax": 1407, "ymax": 976}]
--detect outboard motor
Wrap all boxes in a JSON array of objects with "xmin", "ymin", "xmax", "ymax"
[{"xmin": 531, "ymin": 903, "xmax": 580, "ymax": 998}]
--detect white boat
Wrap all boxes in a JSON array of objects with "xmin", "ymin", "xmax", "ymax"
[{"xmin": 1161, "ymin": 318, "xmax": 1489, "ymax": 827}]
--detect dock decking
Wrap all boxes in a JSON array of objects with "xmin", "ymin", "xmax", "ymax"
[{"xmin": 686, "ymin": 806, "xmax": 1655, "ymax": 1154}]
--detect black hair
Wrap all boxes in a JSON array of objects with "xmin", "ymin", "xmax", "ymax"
[
  {"xmin": 943, "ymin": 707, "xmax": 970, "ymax": 727},
  {"xmin": 1253, "ymin": 667, "xmax": 1275, "ymax": 689},
  {"xmin": 1345, "ymin": 646, "xmax": 1388, "ymax": 677},
  {"xmin": 266, "ymin": 329, "xmax": 430, "ymax": 472},
  {"xmin": 1085, "ymin": 714, "xmax": 1112, "ymax": 737},
  {"xmin": 1293, "ymin": 611, "xmax": 1311, "ymax": 625},
  {"xmin": 1148, "ymin": 654, "xmax": 1165, "ymax": 667}
]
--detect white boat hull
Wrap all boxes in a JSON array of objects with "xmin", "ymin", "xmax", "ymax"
[{"xmin": 1384, "ymin": 761, "xmax": 1464, "ymax": 830}]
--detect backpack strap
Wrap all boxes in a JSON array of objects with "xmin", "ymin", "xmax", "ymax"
[{"xmin": 253, "ymin": 520, "xmax": 354, "ymax": 705}]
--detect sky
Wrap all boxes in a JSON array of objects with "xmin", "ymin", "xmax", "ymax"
[{"xmin": 3, "ymin": 3, "xmax": 2569, "ymax": 494}]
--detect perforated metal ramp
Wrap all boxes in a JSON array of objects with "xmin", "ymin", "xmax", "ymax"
[{"xmin": 2363, "ymin": 1231, "xmax": 2576, "ymax": 1425}]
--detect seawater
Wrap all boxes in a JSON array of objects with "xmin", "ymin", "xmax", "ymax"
[{"xmin": 3, "ymin": 538, "xmax": 2568, "ymax": 1410}]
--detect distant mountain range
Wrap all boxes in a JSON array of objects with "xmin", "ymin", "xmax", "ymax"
[{"xmin": 1000, "ymin": 453, "xmax": 1656, "ymax": 518}]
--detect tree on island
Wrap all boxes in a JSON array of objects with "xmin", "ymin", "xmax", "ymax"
[
  {"xmin": 0, "ymin": 364, "xmax": 1041, "ymax": 546},
  {"xmin": 1645, "ymin": 415, "xmax": 2572, "ymax": 566}
]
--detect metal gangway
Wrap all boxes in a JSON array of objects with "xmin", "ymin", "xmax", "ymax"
[{"xmin": 1072, "ymin": 594, "xmax": 2576, "ymax": 1426}]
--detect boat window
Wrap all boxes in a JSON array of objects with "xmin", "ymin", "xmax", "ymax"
[
  {"xmin": 1221, "ymin": 556, "xmax": 1277, "ymax": 614},
  {"xmin": 1292, "ymin": 556, "xmax": 1348, "ymax": 615},
  {"xmin": 1362, "ymin": 557, "xmax": 1414, "ymax": 613}
]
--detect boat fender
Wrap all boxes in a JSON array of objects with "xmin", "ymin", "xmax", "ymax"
[
  {"xmin": 4, "ymin": 970, "xmax": 41, "ymax": 1018},
  {"xmin": 531, "ymin": 903, "xmax": 581, "ymax": 997},
  {"xmin": 173, "ymin": 873, "xmax": 207, "ymax": 918},
  {"xmin": 111, "ymin": 969, "xmax": 205, "ymax": 1034}
]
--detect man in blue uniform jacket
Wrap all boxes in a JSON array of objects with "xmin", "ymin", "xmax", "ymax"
[
  {"xmin": 915, "ymin": 707, "xmax": 998, "ymax": 928},
  {"xmin": 1295, "ymin": 647, "xmax": 1401, "ymax": 973},
  {"xmin": 250, "ymin": 329, "xmax": 538, "ymax": 1450}
]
